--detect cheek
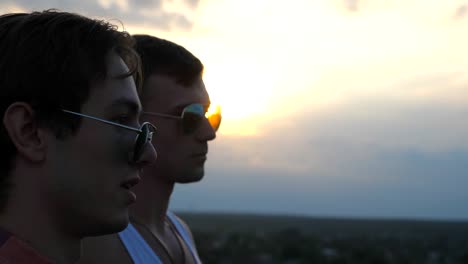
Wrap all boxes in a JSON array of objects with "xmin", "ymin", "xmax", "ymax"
[
  {"xmin": 151, "ymin": 121, "xmax": 192, "ymax": 160},
  {"xmin": 45, "ymin": 130, "xmax": 136, "ymax": 205},
  {"xmin": 57, "ymin": 133, "xmax": 134, "ymax": 186},
  {"xmin": 152, "ymin": 138, "xmax": 183, "ymax": 167},
  {"xmin": 153, "ymin": 129, "xmax": 185, "ymax": 150},
  {"xmin": 94, "ymin": 130, "xmax": 136, "ymax": 164}
]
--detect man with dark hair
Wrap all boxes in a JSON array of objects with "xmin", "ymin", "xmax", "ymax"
[
  {"xmin": 81, "ymin": 35, "xmax": 220, "ymax": 264},
  {"xmin": 0, "ymin": 11, "xmax": 157, "ymax": 263}
]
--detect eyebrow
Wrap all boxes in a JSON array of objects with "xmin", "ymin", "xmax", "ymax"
[{"xmin": 106, "ymin": 98, "xmax": 142, "ymax": 115}]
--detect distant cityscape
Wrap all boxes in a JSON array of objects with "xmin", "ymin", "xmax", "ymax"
[{"xmin": 180, "ymin": 212, "xmax": 468, "ymax": 264}]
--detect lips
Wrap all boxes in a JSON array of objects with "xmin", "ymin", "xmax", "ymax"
[
  {"xmin": 120, "ymin": 177, "xmax": 140, "ymax": 204},
  {"xmin": 120, "ymin": 177, "xmax": 140, "ymax": 190},
  {"xmin": 192, "ymin": 153, "xmax": 207, "ymax": 161}
]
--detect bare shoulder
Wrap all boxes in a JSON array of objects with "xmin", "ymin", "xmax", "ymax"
[
  {"xmin": 79, "ymin": 233, "xmax": 133, "ymax": 264},
  {"xmin": 172, "ymin": 213, "xmax": 196, "ymax": 245}
]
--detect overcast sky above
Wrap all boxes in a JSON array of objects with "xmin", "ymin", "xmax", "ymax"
[{"xmin": 2, "ymin": 0, "xmax": 468, "ymax": 220}]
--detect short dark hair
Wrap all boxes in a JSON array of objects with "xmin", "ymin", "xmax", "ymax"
[
  {"xmin": 0, "ymin": 10, "xmax": 141, "ymax": 209},
  {"xmin": 133, "ymin": 34, "xmax": 204, "ymax": 87}
]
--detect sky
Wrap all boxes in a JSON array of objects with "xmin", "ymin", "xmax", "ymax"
[{"xmin": 3, "ymin": 0, "xmax": 468, "ymax": 220}]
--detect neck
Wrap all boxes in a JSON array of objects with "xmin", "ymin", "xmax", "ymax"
[
  {"xmin": 130, "ymin": 174, "xmax": 175, "ymax": 234},
  {"xmin": 1, "ymin": 163, "xmax": 84, "ymax": 264},
  {"xmin": 0, "ymin": 191, "xmax": 81, "ymax": 263}
]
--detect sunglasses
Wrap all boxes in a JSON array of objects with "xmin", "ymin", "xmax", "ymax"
[
  {"xmin": 142, "ymin": 103, "xmax": 221, "ymax": 134},
  {"xmin": 62, "ymin": 109, "xmax": 157, "ymax": 162}
]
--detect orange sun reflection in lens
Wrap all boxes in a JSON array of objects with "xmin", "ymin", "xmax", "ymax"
[{"xmin": 206, "ymin": 104, "xmax": 222, "ymax": 132}]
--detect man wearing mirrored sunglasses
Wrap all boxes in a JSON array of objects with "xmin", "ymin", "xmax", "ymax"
[
  {"xmin": 0, "ymin": 10, "xmax": 157, "ymax": 263},
  {"xmin": 81, "ymin": 35, "xmax": 220, "ymax": 264}
]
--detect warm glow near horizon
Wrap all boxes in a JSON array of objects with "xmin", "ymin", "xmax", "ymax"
[
  {"xmin": 127, "ymin": 0, "xmax": 468, "ymax": 137},
  {"xmin": 2, "ymin": 0, "xmax": 468, "ymax": 220},
  {"xmin": 117, "ymin": 0, "xmax": 468, "ymax": 219}
]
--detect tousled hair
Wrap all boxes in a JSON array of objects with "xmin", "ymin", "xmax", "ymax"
[
  {"xmin": 0, "ymin": 10, "xmax": 141, "ymax": 210},
  {"xmin": 133, "ymin": 34, "xmax": 204, "ymax": 88}
]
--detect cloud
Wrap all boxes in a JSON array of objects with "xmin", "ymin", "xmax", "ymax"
[
  {"xmin": 208, "ymin": 72, "xmax": 468, "ymax": 183},
  {"xmin": 0, "ymin": 0, "xmax": 199, "ymax": 30},
  {"xmin": 172, "ymin": 71, "xmax": 468, "ymax": 220},
  {"xmin": 130, "ymin": 0, "xmax": 163, "ymax": 9},
  {"xmin": 173, "ymin": 148, "xmax": 468, "ymax": 219},
  {"xmin": 343, "ymin": 0, "xmax": 359, "ymax": 12},
  {"xmin": 184, "ymin": 0, "xmax": 200, "ymax": 9},
  {"xmin": 454, "ymin": 4, "xmax": 467, "ymax": 20}
]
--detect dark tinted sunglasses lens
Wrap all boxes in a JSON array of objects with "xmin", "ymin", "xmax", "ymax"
[
  {"xmin": 182, "ymin": 111, "xmax": 203, "ymax": 134},
  {"xmin": 133, "ymin": 124, "xmax": 149, "ymax": 161},
  {"xmin": 182, "ymin": 104, "xmax": 222, "ymax": 134},
  {"xmin": 181, "ymin": 104, "xmax": 204, "ymax": 134}
]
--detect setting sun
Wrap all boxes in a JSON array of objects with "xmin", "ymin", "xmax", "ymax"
[
  {"xmin": 1, "ymin": 1, "xmax": 468, "ymax": 253},
  {"xmin": 202, "ymin": 63, "xmax": 274, "ymax": 136}
]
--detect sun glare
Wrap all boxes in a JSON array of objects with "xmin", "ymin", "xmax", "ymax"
[
  {"xmin": 204, "ymin": 69, "xmax": 270, "ymax": 119},
  {"xmin": 202, "ymin": 64, "xmax": 275, "ymax": 136}
]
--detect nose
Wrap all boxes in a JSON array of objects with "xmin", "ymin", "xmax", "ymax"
[
  {"xmin": 135, "ymin": 141, "xmax": 157, "ymax": 167},
  {"xmin": 195, "ymin": 117, "xmax": 216, "ymax": 142}
]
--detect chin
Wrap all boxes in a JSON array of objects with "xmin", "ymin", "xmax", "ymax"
[
  {"xmin": 176, "ymin": 168, "xmax": 205, "ymax": 184},
  {"xmin": 83, "ymin": 212, "xmax": 130, "ymax": 237},
  {"xmin": 177, "ymin": 176, "xmax": 204, "ymax": 184}
]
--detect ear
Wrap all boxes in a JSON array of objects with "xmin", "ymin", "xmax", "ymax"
[{"xmin": 3, "ymin": 102, "xmax": 47, "ymax": 162}]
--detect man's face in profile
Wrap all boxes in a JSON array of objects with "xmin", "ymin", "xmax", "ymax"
[
  {"xmin": 141, "ymin": 74, "xmax": 216, "ymax": 184},
  {"xmin": 44, "ymin": 53, "xmax": 155, "ymax": 236}
]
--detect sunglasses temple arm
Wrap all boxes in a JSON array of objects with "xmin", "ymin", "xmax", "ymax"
[
  {"xmin": 62, "ymin": 109, "xmax": 142, "ymax": 133},
  {"xmin": 141, "ymin": 112, "xmax": 181, "ymax": 119}
]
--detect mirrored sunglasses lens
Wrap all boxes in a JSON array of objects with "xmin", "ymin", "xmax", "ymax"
[
  {"xmin": 182, "ymin": 111, "xmax": 203, "ymax": 134},
  {"xmin": 206, "ymin": 105, "xmax": 221, "ymax": 131},
  {"xmin": 182, "ymin": 104, "xmax": 222, "ymax": 133},
  {"xmin": 207, "ymin": 114, "xmax": 221, "ymax": 132}
]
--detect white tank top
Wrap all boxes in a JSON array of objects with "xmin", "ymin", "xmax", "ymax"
[{"xmin": 118, "ymin": 211, "xmax": 202, "ymax": 264}]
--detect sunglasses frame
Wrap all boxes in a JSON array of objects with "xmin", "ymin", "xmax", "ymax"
[
  {"xmin": 142, "ymin": 103, "xmax": 220, "ymax": 134},
  {"xmin": 61, "ymin": 109, "xmax": 156, "ymax": 161}
]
